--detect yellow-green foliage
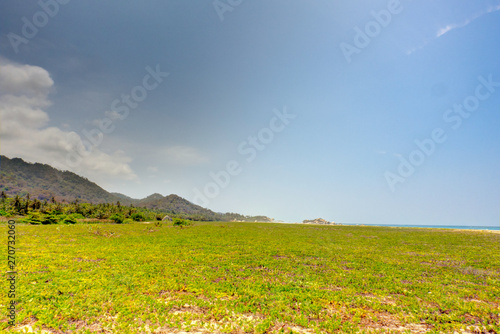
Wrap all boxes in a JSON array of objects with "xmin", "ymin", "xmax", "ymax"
[
  {"xmin": 1, "ymin": 223, "xmax": 498, "ymax": 333},
  {"xmin": 173, "ymin": 218, "xmax": 192, "ymax": 227}
]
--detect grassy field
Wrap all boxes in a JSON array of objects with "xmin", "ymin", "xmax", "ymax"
[{"xmin": 1, "ymin": 222, "xmax": 499, "ymax": 333}]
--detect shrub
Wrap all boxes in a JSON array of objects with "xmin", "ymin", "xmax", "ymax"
[
  {"xmin": 95, "ymin": 211, "xmax": 109, "ymax": 219},
  {"xmin": 20, "ymin": 213, "xmax": 43, "ymax": 225},
  {"xmin": 173, "ymin": 218, "xmax": 192, "ymax": 227},
  {"xmin": 41, "ymin": 214, "xmax": 59, "ymax": 225},
  {"xmin": 63, "ymin": 214, "xmax": 78, "ymax": 224},
  {"xmin": 110, "ymin": 213, "xmax": 125, "ymax": 224},
  {"xmin": 20, "ymin": 213, "xmax": 59, "ymax": 225},
  {"xmin": 131, "ymin": 212, "xmax": 145, "ymax": 222}
]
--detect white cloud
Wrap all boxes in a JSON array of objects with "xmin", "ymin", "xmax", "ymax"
[
  {"xmin": 0, "ymin": 59, "xmax": 137, "ymax": 184},
  {"xmin": 436, "ymin": 5, "xmax": 500, "ymax": 38},
  {"xmin": 407, "ymin": 5, "xmax": 500, "ymax": 55},
  {"xmin": 405, "ymin": 39, "xmax": 429, "ymax": 56},
  {"xmin": 0, "ymin": 59, "xmax": 54, "ymax": 96}
]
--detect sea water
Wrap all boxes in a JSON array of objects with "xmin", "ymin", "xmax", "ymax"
[{"xmin": 341, "ymin": 223, "xmax": 500, "ymax": 231}]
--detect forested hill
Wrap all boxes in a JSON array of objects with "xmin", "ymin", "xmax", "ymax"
[
  {"xmin": 0, "ymin": 156, "xmax": 272, "ymax": 222},
  {"xmin": 0, "ymin": 156, "xmax": 116, "ymax": 203}
]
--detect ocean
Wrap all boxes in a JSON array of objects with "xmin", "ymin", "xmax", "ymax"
[{"xmin": 341, "ymin": 223, "xmax": 500, "ymax": 231}]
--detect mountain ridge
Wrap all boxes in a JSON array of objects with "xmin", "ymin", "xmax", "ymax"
[{"xmin": 0, "ymin": 155, "xmax": 272, "ymax": 221}]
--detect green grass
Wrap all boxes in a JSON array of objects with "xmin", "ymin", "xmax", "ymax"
[{"xmin": 1, "ymin": 222, "xmax": 499, "ymax": 333}]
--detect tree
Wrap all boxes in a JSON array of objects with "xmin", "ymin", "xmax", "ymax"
[
  {"xmin": 13, "ymin": 195, "xmax": 22, "ymax": 214},
  {"xmin": 31, "ymin": 199, "xmax": 41, "ymax": 211},
  {"xmin": 23, "ymin": 193, "xmax": 31, "ymax": 214}
]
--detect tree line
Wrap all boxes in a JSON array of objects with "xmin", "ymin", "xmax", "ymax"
[{"xmin": 0, "ymin": 192, "xmax": 272, "ymax": 224}]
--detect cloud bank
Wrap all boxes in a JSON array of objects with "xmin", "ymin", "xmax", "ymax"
[{"xmin": 0, "ymin": 59, "xmax": 137, "ymax": 184}]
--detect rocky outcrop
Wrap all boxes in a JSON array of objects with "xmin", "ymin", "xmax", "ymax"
[{"xmin": 302, "ymin": 218, "xmax": 338, "ymax": 225}]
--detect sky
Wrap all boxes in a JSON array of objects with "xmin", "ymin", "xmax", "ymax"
[{"xmin": 0, "ymin": 0, "xmax": 499, "ymax": 226}]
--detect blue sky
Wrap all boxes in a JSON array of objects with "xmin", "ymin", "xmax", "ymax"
[{"xmin": 1, "ymin": 0, "xmax": 499, "ymax": 225}]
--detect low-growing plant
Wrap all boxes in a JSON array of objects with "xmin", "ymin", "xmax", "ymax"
[
  {"xmin": 4, "ymin": 223, "xmax": 499, "ymax": 333},
  {"xmin": 81, "ymin": 219, "xmax": 111, "ymax": 224}
]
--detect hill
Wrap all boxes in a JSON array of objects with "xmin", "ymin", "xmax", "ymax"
[
  {"xmin": 0, "ymin": 156, "xmax": 117, "ymax": 203},
  {"xmin": 0, "ymin": 156, "xmax": 271, "ymax": 221},
  {"xmin": 138, "ymin": 194, "xmax": 219, "ymax": 218}
]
